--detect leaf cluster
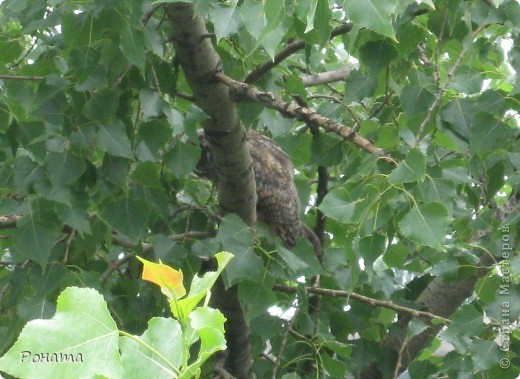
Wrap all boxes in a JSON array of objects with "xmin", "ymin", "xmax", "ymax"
[{"xmin": 0, "ymin": 0, "xmax": 519, "ymax": 378}]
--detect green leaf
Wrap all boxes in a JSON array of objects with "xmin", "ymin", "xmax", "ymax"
[
  {"xmin": 102, "ymin": 155, "xmax": 130, "ymax": 187},
  {"xmin": 240, "ymin": 0, "xmax": 266, "ymax": 40},
  {"xmin": 344, "ymin": 71, "xmax": 378, "ymax": 102},
  {"xmin": 470, "ymin": 112, "xmax": 514, "ymax": 153},
  {"xmin": 448, "ymin": 305, "xmax": 485, "ymax": 336},
  {"xmin": 415, "ymin": 177, "xmax": 457, "ymax": 204},
  {"xmin": 140, "ymin": 89, "xmax": 166, "ymax": 119},
  {"xmin": 313, "ymin": 0, "xmax": 333, "ymax": 45},
  {"xmin": 469, "ymin": 339, "xmax": 502, "ymax": 372},
  {"xmin": 97, "ymin": 121, "xmax": 133, "ymax": 159},
  {"xmin": 12, "ymin": 218, "xmax": 61, "ymax": 266},
  {"xmin": 0, "ymin": 287, "xmax": 123, "ymax": 379},
  {"xmin": 303, "ymin": 0, "xmax": 319, "ymax": 33},
  {"xmin": 101, "ymin": 197, "xmax": 151, "ymax": 242},
  {"xmin": 389, "ymin": 148, "xmax": 426, "ymax": 184},
  {"xmin": 181, "ymin": 308, "xmax": 226, "ymax": 379},
  {"xmin": 441, "ymin": 98, "xmax": 476, "ymax": 140},
  {"xmin": 13, "ymin": 156, "xmax": 46, "ymax": 194},
  {"xmin": 344, "ymin": 0, "xmax": 397, "ymax": 40},
  {"xmin": 120, "ymin": 27, "xmax": 146, "ymax": 73},
  {"xmin": 83, "ymin": 90, "xmax": 119, "ymax": 123},
  {"xmin": 398, "ymin": 202, "xmax": 448, "ymax": 250},
  {"xmin": 0, "ymin": 39, "xmax": 24, "ymax": 66},
  {"xmin": 407, "ymin": 319, "xmax": 428, "ymax": 339},
  {"xmin": 356, "ymin": 233, "xmax": 386, "ymax": 270},
  {"xmin": 449, "ymin": 66, "xmax": 485, "ymax": 94},
  {"xmin": 277, "ymin": 242, "xmax": 310, "ymax": 273},
  {"xmin": 359, "ymin": 39, "xmax": 398, "ymax": 74},
  {"xmin": 400, "ymin": 86, "xmax": 435, "ymax": 117},
  {"xmin": 11, "ymin": 199, "xmax": 62, "ymax": 266},
  {"xmin": 310, "ymin": 133, "xmax": 343, "ymax": 166},
  {"xmin": 119, "ymin": 317, "xmax": 183, "ymax": 379},
  {"xmin": 164, "ymin": 141, "xmax": 200, "ymax": 177},
  {"xmin": 171, "ymin": 252, "xmax": 234, "ymax": 324},
  {"xmin": 131, "ymin": 161, "xmax": 162, "ymax": 188},
  {"xmin": 46, "ymin": 150, "xmax": 86, "ymax": 186},
  {"xmin": 215, "ymin": 215, "xmax": 261, "ymax": 286},
  {"xmin": 209, "ymin": 0, "xmax": 242, "ymax": 41},
  {"xmin": 318, "ymin": 187, "xmax": 356, "ymax": 224}
]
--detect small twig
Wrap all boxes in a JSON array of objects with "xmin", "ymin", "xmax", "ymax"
[
  {"xmin": 416, "ymin": 23, "xmax": 489, "ymax": 143},
  {"xmin": 214, "ymin": 366, "xmax": 237, "ymax": 379},
  {"xmin": 112, "ymin": 63, "xmax": 134, "ymax": 89},
  {"xmin": 302, "ymin": 66, "xmax": 352, "ymax": 87},
  {"xmin": 261, "ymin": 352, "xmax": 277, "ymax": 365},
  {"xmin": 393, "ymin": 336, "xmax": 408, "ymax": 379},
  {"xmin": 141, "ymin": 3, "xmax": 162, "ymax": 25},
  {"xmin": 101, "ymin": 230, "xmax": 216, "ymax": 282},
  {"xmin": 272, "ymin": 309, "xmax": 299, "ymax": 379},
  {"xmin": 273, "ymin": 284, "xmax": 452, "ymax": 324},
  {"xmin": 100, "ymin": 253, "xmax": 136, "ymax": 283},
  {"xmin": 10, "ymin": 37, "xmax": 38, "ymax": 69},
  {"xmin": 245, "ymin": 23, "xmax": 352, "ymax": 84},
  {"xmin": 63, "ymin": 229, "xmax": 76, "ymax": 263},
  {"xmin": 0, "ymin": 215, "xmax": 21, "ymax": 228},
  {"xmin": 0, "ymin": 74, "xmax": 44, "ymax": 81},
  {"xmin": 0, "ymin": 259, "xmax": 30, "ymax": 310},
  {"xmin": 174, "ymin": 91, "xmax": 196, "ymax": 102},
  {"xmin": 308, "ymin": 94, "xmax": 363, "ymax": 131}
]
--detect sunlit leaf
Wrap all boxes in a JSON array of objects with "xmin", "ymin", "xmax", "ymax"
[
  {"xmin": 137, "ymin": 256, "xmax": 187, "ymax": 300},
  {"xmin": 344, "ymin": 0, "xmax": 397, "ymax": 40},
  {"xmin": 0, "ymin": 287, "xmax": 123, "ymax": 379}
]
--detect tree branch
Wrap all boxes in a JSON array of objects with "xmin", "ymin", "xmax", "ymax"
[
  {"xmin": 302, "ymin": 66, "xmax": 352, "ymax": 87},
  {"xmin": 273, "ymin": 284, "xmax": 451, "ymax": 324},
  {"xmin": 245, "ymin": 23, "xmax": 352, "ymax": 84},
  {"xmin": 165, "ymin": 3, "xmax": 256, "ymax": 377},
  {"xmin": 416, "ymin": 22, "xmax": 490, "ymax": 142},
  {"xmin": 101, "ymin": 231, "xmax": 216, "ymax": 282},
  {"xmin": 215, "ymin": 72, "xmax": 395, "ymax": 164},
  {"xmin": 360, "ymin": 192, "xmax": 519, "ymax": 379},
  {"xmin": 0, "ymin": 75, "xmax": 44, "ymax": 81},
  {"xmin": 0, "ymin": 215, "xmax": 21, "ymax": 228}
]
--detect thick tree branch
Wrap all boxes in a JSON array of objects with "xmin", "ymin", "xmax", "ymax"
[{"xmin": 216, "ymin": 72, "xmax": 395, "ymax": 164}]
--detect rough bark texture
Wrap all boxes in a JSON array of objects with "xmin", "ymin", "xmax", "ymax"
[
  {"xmin": 165, "ymin": 3, "xmax": 256, "ymax": 226},
  {"xmin": 165, "ymin": 4, "xmax": 255, "ymax": 378}
]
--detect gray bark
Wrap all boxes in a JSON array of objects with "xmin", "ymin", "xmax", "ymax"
[{"xmin": 166, "ymin": 4, "xmax": 255, "ymax": 378}]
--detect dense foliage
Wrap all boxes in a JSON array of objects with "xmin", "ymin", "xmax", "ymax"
[{"xmin": 0, "ymin": 0, "xmax": 519, "ymax": 378}]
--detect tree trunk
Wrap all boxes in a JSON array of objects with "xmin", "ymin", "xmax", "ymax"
[{"xmin": 166, "ymin": 3, "xmax": 255, "ymax": 377}]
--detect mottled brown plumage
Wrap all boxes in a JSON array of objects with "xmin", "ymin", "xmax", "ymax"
[{"xmin": 197, "ymin": 129, "xmax": 321, "ymax": 255}]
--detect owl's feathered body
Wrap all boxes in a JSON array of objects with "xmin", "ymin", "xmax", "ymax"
[
  {"xmin": 197, "ymin": 129, "xmax": 315, "ymax": 250},
  {"xmin": 247, "ymin": 130, "xmax": 302, "ymax": 247}
]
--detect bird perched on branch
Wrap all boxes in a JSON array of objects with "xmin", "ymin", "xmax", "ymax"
[{"xmin": 197, "ymin": 129, "xmax": 322, "ymax": 257}]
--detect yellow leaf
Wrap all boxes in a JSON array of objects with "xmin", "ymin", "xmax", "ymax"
[{"xmin": 137, "ymin": 256, "xmax": 186, "ymax": 299}]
